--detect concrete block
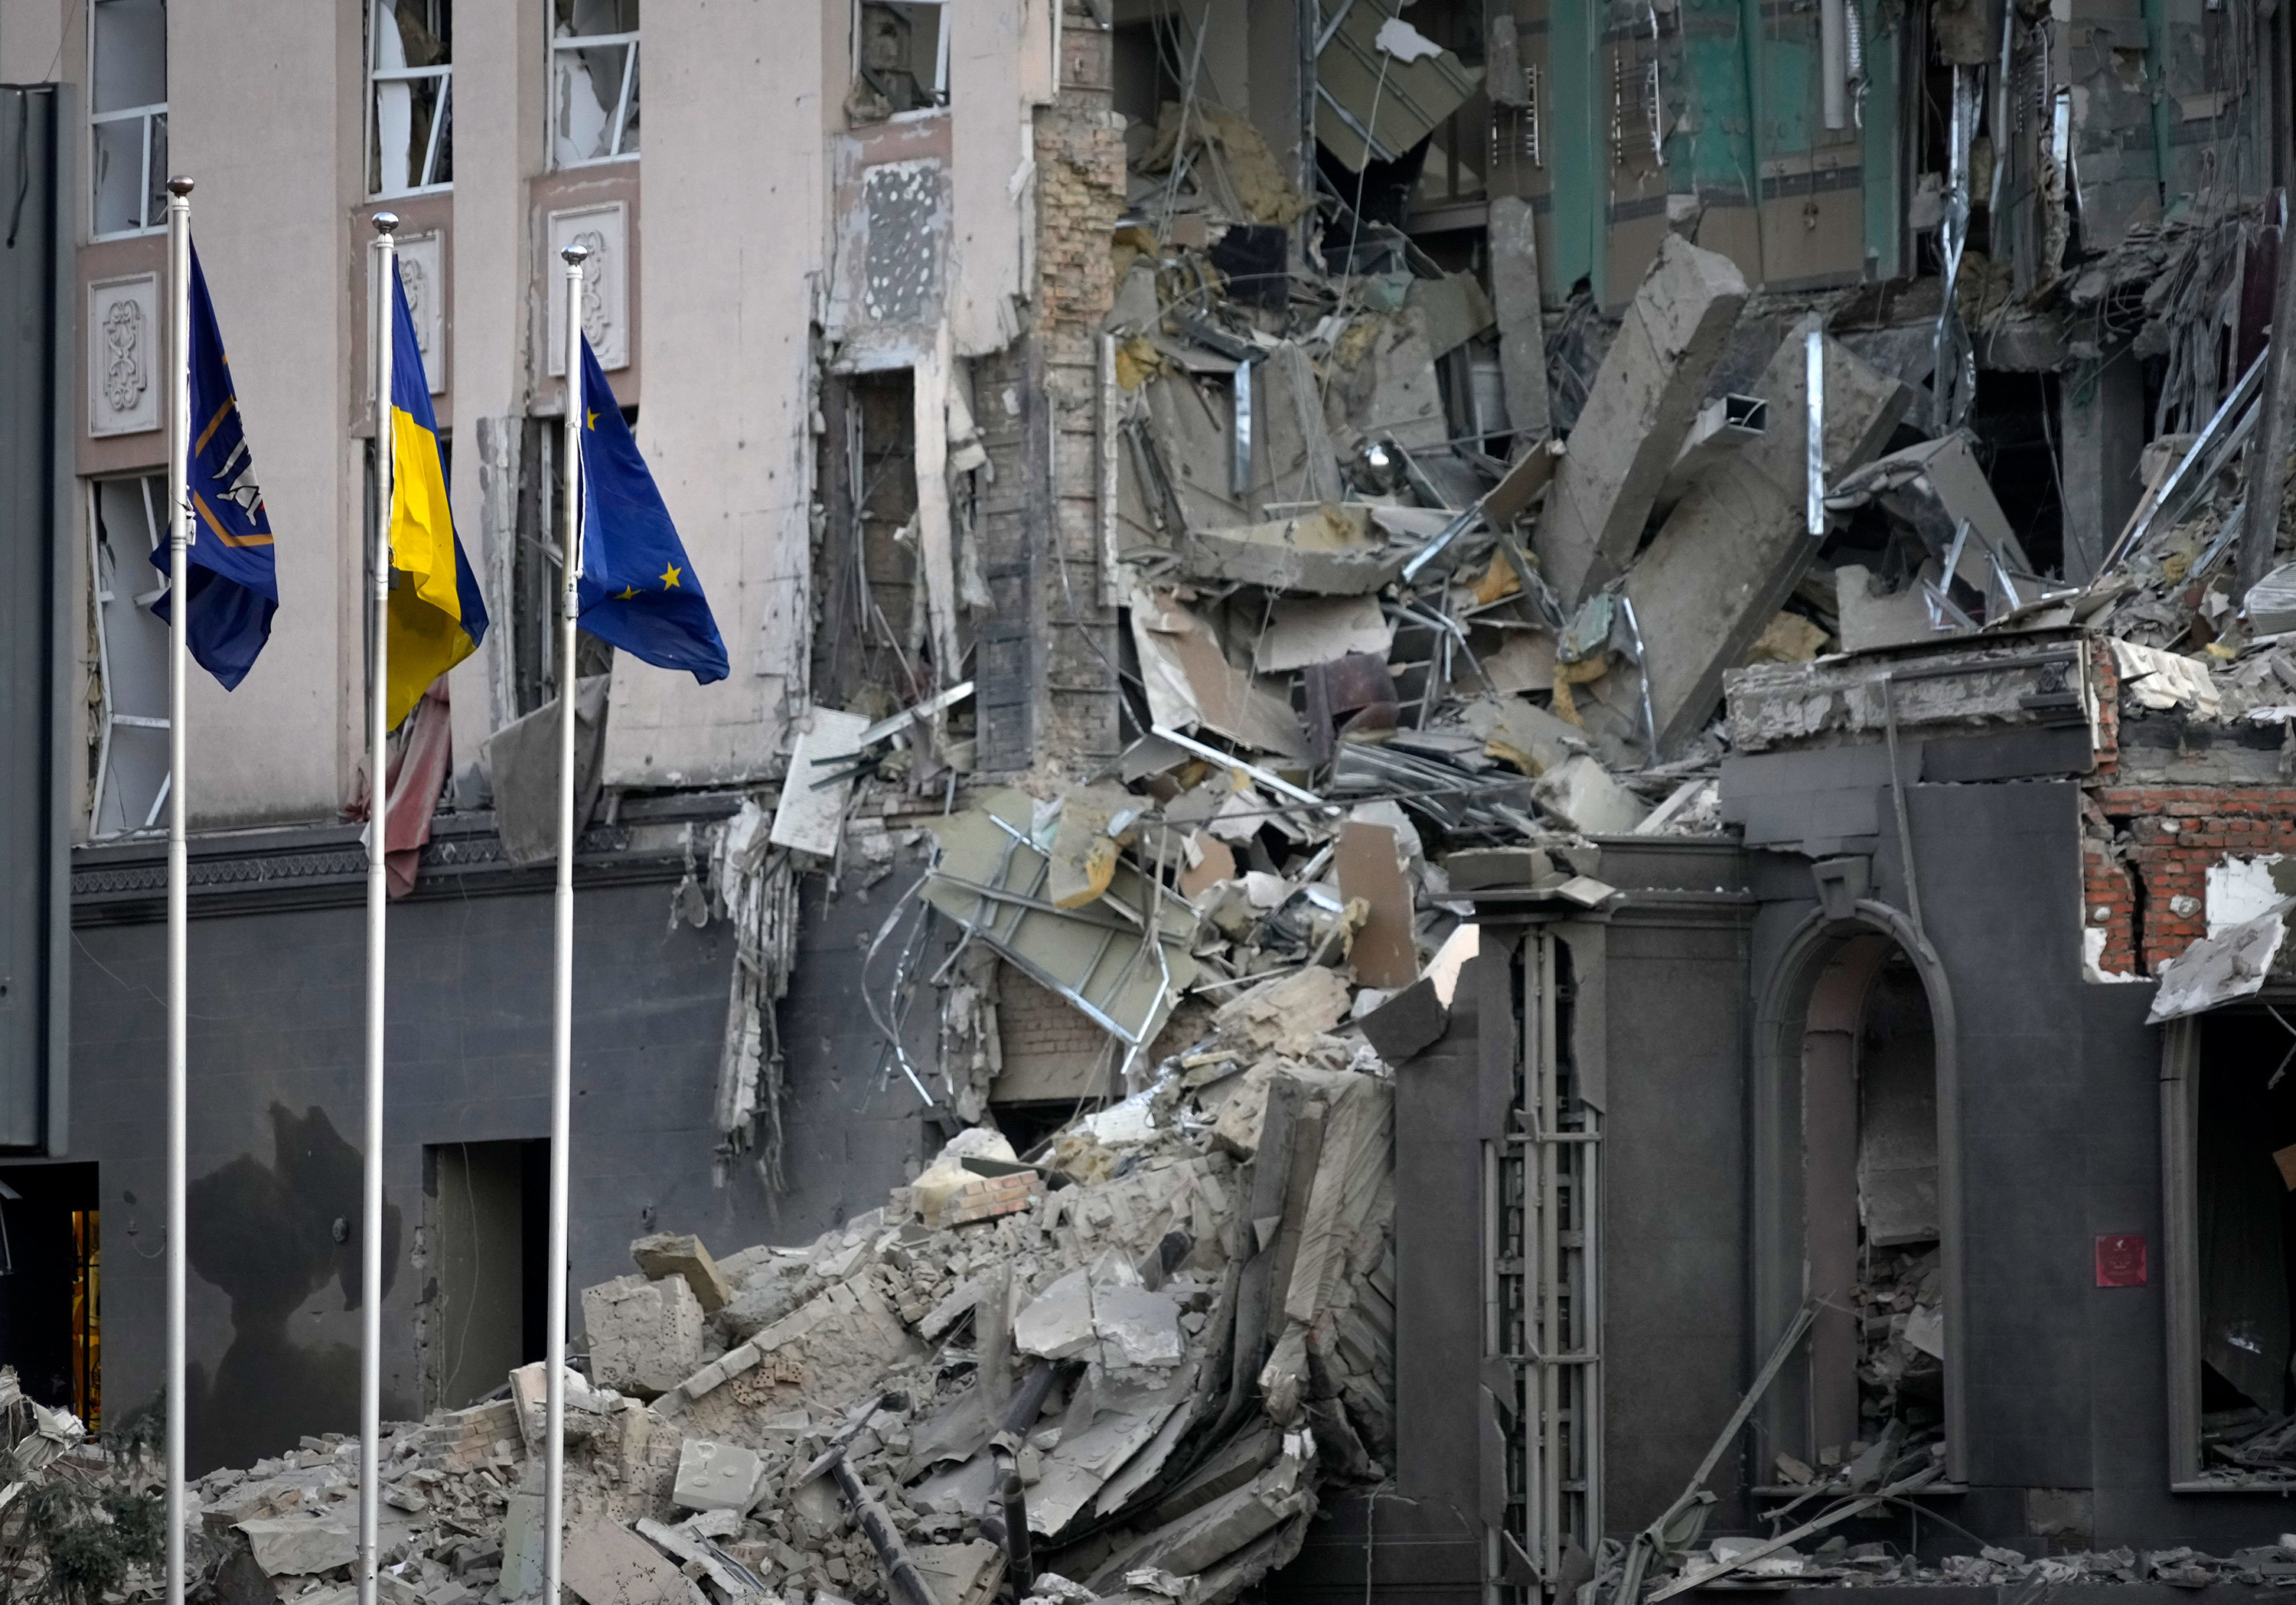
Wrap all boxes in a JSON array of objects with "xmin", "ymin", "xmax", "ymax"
[
  {"xmin": 1626, "ymin": 322, "xmax": 1910, "ymax": 752},
  {"xmin": 500, "ymin": 1492, "xmax": 543, "ymax": 1599},
  {"xmin": 1015, "ymin": 1268, "xmax": 1097, "ymax": 1359},
  {"xmin": 561, "ymin": 1519, "xmax": 693, "ymax": 1604},
  {"xmin": 234, "ymin": 1514, "xmax": 357, "ymax": 1577},
  {"xmin": 673, "ymin": 1437, "xmax": 765, "ymax": 1512},
  {"xmin": 583, "ymin": 1273, "xmax": 706, "ymax": 1399},
  {"xmin": 1095, "ymin": 1283, "xmax": 1186, "ymax": 1366},
  {"xmin": 629, "ymin": 1231, "xmax": 733, "ymax": 1313},
  {"xmin": 1529, "ymin": 754, "xmax": 1650, "ymax": 835},
  {"xmin": 1488, "ymin": 197, "xmax": 1552, "ymax": 440},
  {"xmin": 1537, "ymin": 234, "xmax": 1748, "ymax": 605}
]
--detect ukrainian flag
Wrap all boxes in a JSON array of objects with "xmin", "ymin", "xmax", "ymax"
[{"xmin": 384, "ymin": 262, "xmax": 487, "ymax": 729}]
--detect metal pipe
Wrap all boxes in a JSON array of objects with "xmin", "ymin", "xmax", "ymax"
[
  {"xmin": 360, "ymin": 207, "xmax": 399, "ymax": 1605},
  {"xmin": 547, "ymin": 241, "xmax": 591, "ymax": 1605},
  {"xmin": 162, "ymin": 171, "xmax": 192, "ymax": 1605},
  {"xmin": 1805, "ymin": 327, "xmax": 1825, "ymax": 537}
]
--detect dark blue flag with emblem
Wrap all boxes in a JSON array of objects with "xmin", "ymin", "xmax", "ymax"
[
  {"xmin": 575, "ymin": 335, "xmax": 729, "ymax": 682},
  {"xmin": 151, "ymin": 243, "xmax": 278, "ymax": 689}
]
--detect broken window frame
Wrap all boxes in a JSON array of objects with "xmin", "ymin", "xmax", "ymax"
[
  {"xmin": 87, "ymin": 0, "xmax": 168, "ymax": 240},
  {"xmin": 549, "ymin": 0, "xmax": 640, "ymax": 169},
  {"xmin": 85, "ymin": 473, "xmax": 174, "ymax": 840},
  {"xmin": 2161, "ymin": 1003, "xmax": 2296, "ymax": 1490},
  {"xmin": 367, "ymin": 0, "xmax": 453, "ymax": 199},
  {"xmin": 848, "ymin": 0, "xmax": 951, "ymax": 122}
]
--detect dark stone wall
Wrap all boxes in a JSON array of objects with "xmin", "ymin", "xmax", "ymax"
[{"xmin": 63, "ymin": 862, "xmax": 932, "ymax": 1474}]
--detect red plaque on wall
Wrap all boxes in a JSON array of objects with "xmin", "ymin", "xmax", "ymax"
[{"xmin": 2096, "ymin": 1233, "xmax": 2148, "ymax": 1287}]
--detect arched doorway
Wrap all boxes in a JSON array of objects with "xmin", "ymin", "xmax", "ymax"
[{"xmin": 1753, "ymin": 905, "xmax": 1965, "ymax": 1485}]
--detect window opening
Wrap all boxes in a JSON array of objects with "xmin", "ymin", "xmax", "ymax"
[
  {"xmin": 370, "ymin": 0, "xmax": 453, "ymax": 197},
  {"xmin": 848, "ymin": 0, "xmax": 948, "ymax": 124},
  {"xmin": 87, "ymin": 474, "xmax": 174, "ymax": 838},
  {"xmin": 552, "ymin": 0, "xmax": 640, "ymax": 167},
  {"xmin": 512, "ymin": 416, "xmax": 615, "ymax": 717},
  {"xmin": 90, "ymin": 0, "xmax": 168, "ymax": 237}
]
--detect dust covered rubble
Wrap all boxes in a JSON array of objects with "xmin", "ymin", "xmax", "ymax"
[{"xmin": 114, "ymin": 968, "xmax": 1391, "ymax": 1605}]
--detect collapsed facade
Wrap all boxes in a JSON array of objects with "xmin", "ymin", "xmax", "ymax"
[{"xmin": 8, "ymin": 0, "xmax": 2296, "ymax": 1600}]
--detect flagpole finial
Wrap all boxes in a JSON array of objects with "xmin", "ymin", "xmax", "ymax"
[
  {"xmin": 561, "ymin": 242, "xmax": 591, "ymax": 266},
  {"xmin": 371, "ymin": 210, "xmax": 400, "ymax": 237},
  {"xmin": 165, "ymin": 175, "xmax": 194, "ymax": 197}
]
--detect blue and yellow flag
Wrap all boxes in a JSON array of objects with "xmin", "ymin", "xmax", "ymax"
[
  {"xmin": 575, "ymin": 337, "xmax": 728, "ymax": 683},
  {"xmin": 384, "ymin": 262, "xmax": 488, "ymax": 728},
  {"xmin": 152, "ymin": 244, "xmax": 276, "ymax": 689}
]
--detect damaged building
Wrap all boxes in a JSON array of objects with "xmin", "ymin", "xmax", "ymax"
[{"xmin": 12, "ymin": 0, "xmax": 2296, "ymax": 1600}]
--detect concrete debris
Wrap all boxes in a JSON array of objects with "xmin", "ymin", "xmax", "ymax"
[{"xmin": 49, "ymin": 971, "xmax": 1397, "ymax": 1605}]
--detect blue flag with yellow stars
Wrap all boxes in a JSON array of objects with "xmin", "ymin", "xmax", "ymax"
[
  {"xmin": 575, "ymin": 336, "xmax": 728, "ymax": 682},
  {"xmin": 152, "ymin": 243, "xmax": 277, "ymax": 689}
]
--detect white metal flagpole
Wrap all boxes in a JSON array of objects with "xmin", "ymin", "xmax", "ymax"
[
  {"xmin": 162, "ymin": 170, "xmax": 192, "ymax": 1605},
  {"xmin": 546, "ymin": 239, "xmax": 590, "ymax": 1605},
  {"xmin": 360, "ymin": 208, "xmax": 399, "ymax": 1605}
]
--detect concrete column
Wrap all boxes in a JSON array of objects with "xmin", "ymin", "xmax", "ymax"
[
  {"xmin": 447, "ymin": 0, "xmax": 545, "ymax": 751},
  {"xmin": 1534, "ymin": 234, "xmax": 1747, "ymax": 606},
  {"xmin": 2059, "ymin": 350, "xmax": 2145, "ymax": 585}
]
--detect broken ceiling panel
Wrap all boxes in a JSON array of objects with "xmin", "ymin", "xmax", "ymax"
[{"xmin": 1314, "ymin": 0, "xmax": 1483, "ymax": 172}]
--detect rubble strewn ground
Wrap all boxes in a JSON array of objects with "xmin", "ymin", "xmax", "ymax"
[{"xmin": 2, "ymin": 966, "xmax": 1394, "ymax": 1605}]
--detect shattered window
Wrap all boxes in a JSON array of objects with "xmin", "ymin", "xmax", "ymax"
[
  {"xmin": 552, "ymin": 0, "xmax": 640, "ymax": 168},
  {"xmin": 90, "ymin": 0, "xmax": 168, "ymax": 238},
  {"xmin": 847, "ymin": 0, "xmax": 948, "ymax": 125},
  {"xmin": 86, "ymin": 475, "xmax": 173, "ymax": 837},
  {"xmin": 368, "ymin": 0, "xmax": 452, "ymax": 197}
]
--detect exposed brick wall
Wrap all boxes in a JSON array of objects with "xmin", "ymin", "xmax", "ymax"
[
  {"xmin": 974, "ymin": 0, "xmax": 1126, "ymax": 777},
  {"xmin": 2083, "ymin": 785, "xmax": 2296, "ymax": 975}
]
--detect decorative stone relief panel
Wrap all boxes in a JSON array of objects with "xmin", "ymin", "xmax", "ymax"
[
  {"xmin": 395, "ymin": 232, "xmax": 446, "ymax": 394},
  {"xmin": 547, "ymin": 201, "xmax": 628, "ymax": 374},
  {"xmin": 88, "ymin": 272, "xmax": 161, "ymax": 438}
]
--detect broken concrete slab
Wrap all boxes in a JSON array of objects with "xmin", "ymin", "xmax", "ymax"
[
  {"xmin": 1828, "ymin": 429, "xmax": 2034, "ymax": 598},
  {"xmin": 585, "ymin": 1272, "xmax": 706, "ymax": 1399},
  {"xmin": 769, "ymin": 706, "xmax": 872, "ymax": 858},
  {"xmin": 1405, "ymin": 270, "xmax": 1495, "ymax": 358},
  {"xmin": 630, "ymin": 1232, "xmax": 733, "ymax": 1314},
  {"xmin": 1836, "ymin": 563, "xmax": 1936, "ymax": 652},
  {"xmin": 1176, "ymin": 504, "xmax": 1410, "ymax": 596},
  {"xmin": 1253, "ymin": 595, "xmax": 1394, "ymax": 674},
  {"xmin": 673, "ymin": 1437, "xmax": 765, "ymax": 1513},
  {"xmin": 1096, "ymin": 1282, "xmax": 1186, "ymax": 1366},
  {"xmin": 1530, "ymin": 754, "xmax": 1652, "ymax": 835},
  {"xmin": 1324, "ymin": 311, "xmax": 1448, "ymax": 452},
  {"xmin": 1489, "ymin": 197, "xmax": 1553, "ymax": 440},
  {"xmin": 911, "ymin": 1538, "xmax": 1006, "ymax": 1605},
  {"xmin": 235, "ymin": 1514, "xmax": 357, "ymax": 1577},
  {"xmin": 2152, "ymin": 897, "xmax": 2296, "ymax": 1021},
  {"xmin": 563, "ymin": 1519, "xmax": 696, "ymax": 1605},
  {"xmin": 1538, "ymin": 235, "xmax": 1750, "ymax": 605},
  {"xmin": 1211, "ymin": 965, "xmax": 1352, "ymax": 1055},
  {"xmin": 1016, "ymin": 1269, "xmax": 1097, "ymax": 1360},
  {"xmin": 1625, "ymin": 323, "xmax": 1913, "ymax": 752}
]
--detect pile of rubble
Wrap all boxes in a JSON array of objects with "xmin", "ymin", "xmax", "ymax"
[{"xmin": 36, "ymin": 964, "xmax": 1393, "ymax": 1605}]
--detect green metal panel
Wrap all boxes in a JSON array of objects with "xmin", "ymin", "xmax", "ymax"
[
  {"xmin": 1548, "ymin": 0, "xmax": 1601, "ymax": 297},
  {"xmin": 1860, "ymin": 0, "xmax": 1902, "ymax": 278}
]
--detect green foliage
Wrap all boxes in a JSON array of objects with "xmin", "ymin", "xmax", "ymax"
[{"xmin": 5, "ymin": 1478, "xmax": 165, "ymax": 1605}]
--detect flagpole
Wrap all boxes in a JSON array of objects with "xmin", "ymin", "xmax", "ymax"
[
  {"xmin": 360, "ymin": 209, "xmax": 399, "ymax": 1605},
  {"xmin": 162, "ymin": 171, "xmax": 192, "ymax": 1605},
  {"xmin": 546, "ymin": 240, "xmax": 590, "ymax": 1605}
]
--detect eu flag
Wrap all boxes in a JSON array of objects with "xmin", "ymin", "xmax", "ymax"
[
  {"xmin": 152, "ymin": 243, "xmax": 276, "ymax": 689},
  {"xmin": 575, "ymin": 337, "xmax": 728, "ymax": 683}
]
